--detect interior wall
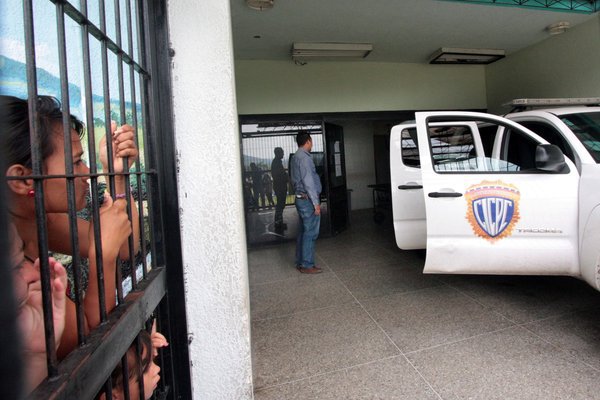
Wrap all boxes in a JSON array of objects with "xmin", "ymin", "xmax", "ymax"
[
  {"xmin": 486, "ymin": 14, "xmax": 600, "ymax": 114},
  {"xmin": 235, "ymin": 61, "xmax": 487, "ymax": 114}
]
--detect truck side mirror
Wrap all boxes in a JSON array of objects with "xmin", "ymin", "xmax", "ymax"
[{"xmin": 535, "ymin": 144, "xmax": 567, "ymax": 173}]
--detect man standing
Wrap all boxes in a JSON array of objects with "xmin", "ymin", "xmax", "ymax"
[
  {"xmin": 271, "ymin": 147, "xmax": 288, "ymax": 230},
  {"xmin": 291, "ymin": 132, "xmax": 322, "ymax": 274},
  {"xmin": 249, "ymin": 162, "xmax": 264, "ymax": 209}
]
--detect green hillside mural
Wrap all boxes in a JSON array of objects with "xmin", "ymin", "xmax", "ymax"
[
  {"xmin": 1, "ymin": 55, "xmax": 146, "ymax": 173},
  {"xmin": 0, "ymin": 55, "xmax": 142, "ymax": 127}
]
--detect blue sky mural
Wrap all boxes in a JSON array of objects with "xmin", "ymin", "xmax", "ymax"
[{"xmin": 0, "ymin": 0, "xmax": 141, "ymax": 124}]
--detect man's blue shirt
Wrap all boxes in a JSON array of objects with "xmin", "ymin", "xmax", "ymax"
[{"xmin": 291, "ymin": 148, "xmax": 321, "ymax": 206}]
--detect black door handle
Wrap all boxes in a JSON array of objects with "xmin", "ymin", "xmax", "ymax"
[
  {"xmin": 428, "ymin": 192, "xmax": 462, "ymax": 198},
  {"xmin": 398, "ymin": 185, "xmax": 423, "ymax": 190}
]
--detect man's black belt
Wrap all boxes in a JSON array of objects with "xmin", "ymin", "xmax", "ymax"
[{"xmin": 295, "ymin": 193, "xmax": 309, "ymax": 200}]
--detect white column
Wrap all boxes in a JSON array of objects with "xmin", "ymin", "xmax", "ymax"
[{"xmin": 167, "ymin": 0, "xmax": 252, "ymax": 398}]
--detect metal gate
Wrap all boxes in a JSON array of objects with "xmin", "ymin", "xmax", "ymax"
[{"xmin": 0, "ymin": 0, "xmax": 191, "ymax": 398}]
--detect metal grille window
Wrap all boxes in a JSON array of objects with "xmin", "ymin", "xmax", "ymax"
[
  {"xmin": 0, "ymin": 1, "xmax": 190, "ymax": 399},
  {"xmin": 240, "ymin": 121, "xmax": 325, "ymax": 245}
]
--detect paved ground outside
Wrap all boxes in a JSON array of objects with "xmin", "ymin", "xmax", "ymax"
[{"xmin": 248, "ymin": 209, "xmax": 600, "ymax": 400}]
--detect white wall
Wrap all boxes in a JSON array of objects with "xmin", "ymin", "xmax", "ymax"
[
  {"xmin": 236, "ymin": 60, "xmax": 487, "ymax": 114},
  {"xmin": 236, "ymin": 61, "xmax": 487, "ymax": 210},
  {"xmin": 486, "ymin": 15, "xmax": 600, "ymax": 113},
  {"xmin": 168, "ymin": 1, "xmax": 253, "ymax": 399}
]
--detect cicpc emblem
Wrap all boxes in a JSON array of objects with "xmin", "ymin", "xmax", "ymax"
[{"xmin": 465, "ymin": 180, "xmax": 520, "ymax": 243}]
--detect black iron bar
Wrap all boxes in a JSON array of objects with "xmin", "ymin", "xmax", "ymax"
[
  {"xmin": 48, "ymin": 0, "xmax": 148, "ymax": 75},
  {"xmin": 5, "ymin": 170, "xmax": 155, "ymax": 181},
  {"xmin": 56, "ymin": 0, "xmax": 87, "ymax": 347},
  {"xmin": 154, "ymin": 306, "xmax": 168, "ymax": 396},
  {"xmin": 98, "ymin": 0, "xmax": 124, "ymax": 304},
  {"xmin": 121, "ymin": 352, "xmax": 131, "ymax": 400},
  {"xmin": 140, "ymin": 2, "xmax": 172, "ymax": 393},
  {"xmin": 130, "ymin": 72, "xmax": 148, "ymax": 279},
  {"xmin": 126, "ymin": 0, "xmax": 146, "ymax": 281},
  {"xmin": 143, "ymin": 1, "xmax": 193, "ymax": 397},
  {"xmin": 134, "ymin": 335, "xmax": 146, "ymax": 399},
  {"xmin": 134, "ymin": 0, "xmax": 151, "ymax": 279},
  {"xmin": 80, "ymin": 0, "xmax": 109, "ymax": 325},
  {"xmin": 28, "ymin": 268, "xmax": 166, "ymax": 400},
  {"xmin": 114, "ymin": 0, "xmax": 138, "ymax": 291},
  {"xmin": 22, "ymin": 0, "xmax": 58, "ymax": 378},
  {"xmin": 140, "ymin": 0, "xmax": 165, "ymax": 271},
  {"xmin": 102, "ymin": 380, "xmax": 114, "ymax": 400}
]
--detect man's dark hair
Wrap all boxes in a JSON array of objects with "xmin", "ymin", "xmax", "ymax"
[
  {"xmin": 0, "ymin": 95, "xmax": 84, "ymax": 169},
  {"xmin": 296, "ymin": 132, "xmax": 311, "ymax": 147}
]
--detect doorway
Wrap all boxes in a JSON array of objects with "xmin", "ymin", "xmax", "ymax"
[{"xmin": 240, "ymin": 119, "xmax": 349, "ymax": 246}]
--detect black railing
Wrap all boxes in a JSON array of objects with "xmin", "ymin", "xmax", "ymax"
[{"xmin": 1, "ymin": 0, "xmax": 191, "ymax": 398}]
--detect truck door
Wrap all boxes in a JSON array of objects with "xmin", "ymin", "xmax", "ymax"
[
  {"xmin": 415, "ymin": 111, "xmax": 580, "ymax": 276},
  {"xmin": 391, "ymin": 122, "xmax": 484, "ymax": 249}
]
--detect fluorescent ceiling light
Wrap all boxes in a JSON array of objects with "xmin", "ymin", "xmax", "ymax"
[
  {"xmin": 505, "ymin": 97, "xmax": 600, "ymax": 107},
  {"xmin": 292, "ymin": 42, "xmax": 373, "ymax": 61},
  {"xmin": 429, "ymin": 47, "xmax": 505, "ymax": 64},
  {"xmin": 546, "ymin": 21, "xmax": 570, "ymax": 35},
  {"xmin": 246, "ymin": 0, "xmax": 274, "ymax": 11}
]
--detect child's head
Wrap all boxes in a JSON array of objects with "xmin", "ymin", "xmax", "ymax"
[{"xmin": 111, "ymin": 330, "xmax": 160, "ymax": 400}]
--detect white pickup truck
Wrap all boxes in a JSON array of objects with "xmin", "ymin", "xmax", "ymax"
[{"xmin": 390, "ymin": 99, "xmax": 600, "ymax": 290}]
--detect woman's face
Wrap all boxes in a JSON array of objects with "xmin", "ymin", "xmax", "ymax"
[{"xmin": 42, "ymin": 126, "xmax": 90, "ymax": 212}]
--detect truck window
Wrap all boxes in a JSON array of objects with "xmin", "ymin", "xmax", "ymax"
[
  {"xmin": 429, "ymin": 125, "xmax": 477, "ymax": 172},
  {"xmin": 559, "ymin": 112, "xmax": 600, "ymax": 163},
  {"xmin": 401, "ymin": 128, "xmax": 420, "ymax": 167},
  {"xmin": 518, "ymin": 121, "xmax": 575, "ymax": 162},
  {"xmin": 478, "ymin": 125, "xmax": 498, "ymax": 156},
  {"xmin": 500, "ymin": 128, "xmax": 539, "ymax": 171},
  {"xmin": 425, "ymin": 119, "xmax": 548, "ymax": 173}
]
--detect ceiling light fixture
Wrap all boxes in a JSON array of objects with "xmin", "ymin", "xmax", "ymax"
[
  {"xmin": 546, "ymin": 21, "xmax": 570, "ymax": 35},
  {"xmin": 429, "ymin": 47, "xmax": 505, "ymax": 65},
  {"xmin": 246, "ymin": 0, "xmax": 274, "ymax": 11},
  {"xmin": 292, "ymin": 42, "xmax": 373, "ymax": 62}
]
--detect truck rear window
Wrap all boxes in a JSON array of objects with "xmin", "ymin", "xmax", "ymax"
[{"xmin": 559, "ymin": 112, "xmax": 600, "ymax": 163}]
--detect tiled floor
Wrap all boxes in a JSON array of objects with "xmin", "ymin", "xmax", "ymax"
[{"xmin": 248, "ymin": 210, "xmax": 600, "ymax": 400}]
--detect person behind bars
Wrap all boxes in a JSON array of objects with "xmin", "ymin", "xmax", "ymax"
[
  {"xmin": 250, "ymin": 162, "xmax": 264, "ymax": 209},
  {"xmin": 271, "ymin": 147, "xmax": 288, "ymax": 230},
  {"xmin": 103, "ymin": 326, "xmax": 167, "ymax": 400},
  {"xmin": 0, "ymin": 95, "xmax": 139, "ymax": 358},
  {"xmin": 7, "ymin": 222, "xmax": 67, "ymax": 393}
]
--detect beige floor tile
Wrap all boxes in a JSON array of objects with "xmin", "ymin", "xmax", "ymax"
[
  {"xmin": 251, "ymin": 303, "xmax": 399, "ymax": 389},
  {"xmin": 408, "ymin": 326, "xmax": 600, "ymax": 400},
  {"xmin": 525, "ymin": 307, "xmax": 600, "ymax": 371},
  {"xmin": 251, "ymin": 273, "xmax": 355, "ymax": 320},
  {"xmin": 362, "ymin": 286, "xmax": 514, "ymax": 353},
  {"xmin": 335, "ymin": 262, "xmax": 443, "ymax": 300},
  {"xmin": 255, "ymin": 356, "xmax": 439, "ymax": 400},
  {"xmin": 442, "ymin": 274, "xmax": 600, "ymax": 324}
]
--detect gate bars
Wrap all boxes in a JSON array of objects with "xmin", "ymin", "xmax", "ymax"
[{"xmin": 5, "ymin": 0, "xmax": 192, "ymax": 398}]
